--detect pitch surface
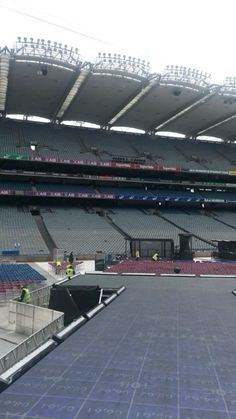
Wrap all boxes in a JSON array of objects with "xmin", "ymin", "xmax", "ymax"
[{"xmin": 0, "ymin": 274, "xmax": 236, "ymax": 419}]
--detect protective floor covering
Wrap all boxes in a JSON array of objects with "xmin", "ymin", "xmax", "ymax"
[{"xmin": 0, "ymin": 274, "xmax": 236, "ymax": 419}]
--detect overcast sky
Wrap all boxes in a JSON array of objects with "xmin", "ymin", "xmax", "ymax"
[{"xmin": 0, "ymin": 0, "xmax": 236, "ymax": 84}]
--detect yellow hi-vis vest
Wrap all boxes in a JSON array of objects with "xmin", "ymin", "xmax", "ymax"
[
  {"xmin": 22, "ymin": 287, "xmax": 31, "ymax": 303},
  {"xmin": 66, "ymin": 267, "xmax": 73, "ymax": 278}
]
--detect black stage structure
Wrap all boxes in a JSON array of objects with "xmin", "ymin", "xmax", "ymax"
[
  {"xmin": 0, "ymin": 273, "xmax": 236, "ymax": 418},
  {"xmin": 130, "ymin": 238, "xmax": 174, "ymax": 259}
]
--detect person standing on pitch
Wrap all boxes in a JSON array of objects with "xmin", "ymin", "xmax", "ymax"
[
  {"xmin": 152, "ymin": 251, "xmax": 159, "ymax": 262},
  {"xmin": 69, "ymin": 251, "xmax": 74, "ymax": 265}
]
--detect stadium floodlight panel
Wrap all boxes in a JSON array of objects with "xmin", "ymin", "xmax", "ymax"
[
  {"xmin": 56, "ymin": 68, "xmax": 90, "ymax": 119},
  {"xmin": 108, "ymin": 78, "xmax": 159, "ymax": 125}
]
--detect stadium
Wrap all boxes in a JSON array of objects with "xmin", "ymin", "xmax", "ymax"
[{"xmin": 1, "ymin": 23, "xmax": 236, "ymax": 419}]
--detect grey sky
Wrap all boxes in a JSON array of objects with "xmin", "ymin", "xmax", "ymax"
[{"xmin": 0, "ymin": 0, "xmax": 236, "ymax": 83}]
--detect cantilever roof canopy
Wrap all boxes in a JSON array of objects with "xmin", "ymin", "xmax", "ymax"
[{"xmin": 1, "ymin": 39, "xmax": 236, "ymax": 141}]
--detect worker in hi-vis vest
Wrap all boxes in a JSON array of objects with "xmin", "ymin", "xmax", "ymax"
[
  {"xmin": 152, "ymin": 251, "xmax": 159, "ymax": 262},
  {"xmin": 55, "ymin": 260, "xmax": 61, "ymax": 274},
  {"xmin": 66, "ymin": 266, "xmax": 74, "ymax": 280},
  {"xmin": 19, "ymin": 285, "xmax": 31, "ymax": 303}
]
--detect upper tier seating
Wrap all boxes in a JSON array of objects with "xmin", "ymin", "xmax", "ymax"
[{"xmin": 0, "ymin": 119, "xmax": 236, "ymax": 170}]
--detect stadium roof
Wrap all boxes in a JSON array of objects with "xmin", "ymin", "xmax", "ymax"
[{"xmin": 1, "ymin": 38, "xmax": 236, "ymax": 141}]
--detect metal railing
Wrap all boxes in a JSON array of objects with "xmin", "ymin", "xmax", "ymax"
[
  {"xmin": 30, "ymin": 284, "xmax": 52, "ymax": 307},
  {"xmin": 0, "ymin": 313, "xmax": 64, "ymax": 375}
]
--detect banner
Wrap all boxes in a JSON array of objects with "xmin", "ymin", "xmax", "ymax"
[
  {"xmin": 1, "ymin": 152, "xmax": 236, "ymax": 177},
  {"xmin": 0, "ymin": 153, "xmax": 28, "ymax": 160},
  {"xmin": 0, "ymin": 189, "xmax": 215, "ymax": 203}
]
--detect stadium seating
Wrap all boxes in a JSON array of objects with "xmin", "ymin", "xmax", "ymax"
[
  {"xmin": 1, "ymin": 119, "xmax": 236, "ymax": 170},
  {"xmin": 108, "ymin": 208, "xmax": 211, "ymax": 250},
  {"xmin": 35, "ymin": 183, "xmax": 94, "ymax": 192},
  {"xmin": 0, "ymin": 181, "xmax": 32, "ymax": 191},
  {"xmin": 214, "ymin": 210, "xmax": 236, "ymax": 227},
  {"xmin": 0, "ymin": 206, "xmax": 49, "ymax": 255},
  {"xmin": 0, "ymin": 263, "xmax": 46, "ymax": 301},
  {"xmin": 41, "ymin": 206, "xmax": 126, "ymax": 255},
  {"xmin": 1, "ymin": 204, "xmax": 236, "ymax": 257},
  {"xmin": 160, "ymin": 208, "xmax": 236, "ymax": 245}
]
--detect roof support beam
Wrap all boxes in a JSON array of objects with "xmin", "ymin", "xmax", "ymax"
[
  {"xmin": 0, "ymin": 54, "xmax": 10, "ymax": 112},
  {"xmin": 194, "ymin": 113, "xmax": 236, "ymax": 136},
  {"xmin": 56, "ymin": 67, "xmax": 91, "ymax": 120},
  {"xmin": 153, "ymin": 88, "xmax": 219, "ymax": 132},
  {"xmin": 105, "ymin": 77, "xmax": 160, "ymax": 127}
]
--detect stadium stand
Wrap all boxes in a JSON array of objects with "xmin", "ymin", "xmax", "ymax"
[
  {"xmin": 0, "ymin": 263, "xmax": 45, "ymax": 301},
  {"xmin": 0, "ymin": 181, "xmax": 32, "ymax": 191},
  {"xmin": 160, "ymin": 208, "xmax": 236, "ymax": 245},
  {"xmin": 1, "ymin": 119, "xmax": 236, "ymax": 169},
  {"xmin": 214, "ymin": 210, "xmax": 236, "ymax": 227},
  {"xmin": 107, "ymin": 208, "xmax": 211, "ymax": 250},
  {"xmin": 2, "ymin": 36, "xmax": 236, "ymax": 419},
  {"xmin": 41, "ymin": 206, "xmax": 126, "ymax": 255},
  {"xmin": 0, "ymin": 206, "xmax": 49, "ymax": 255},
  {"xmin": 35, "ymin": 183, "xmax": 94, "ymax": 192}
]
